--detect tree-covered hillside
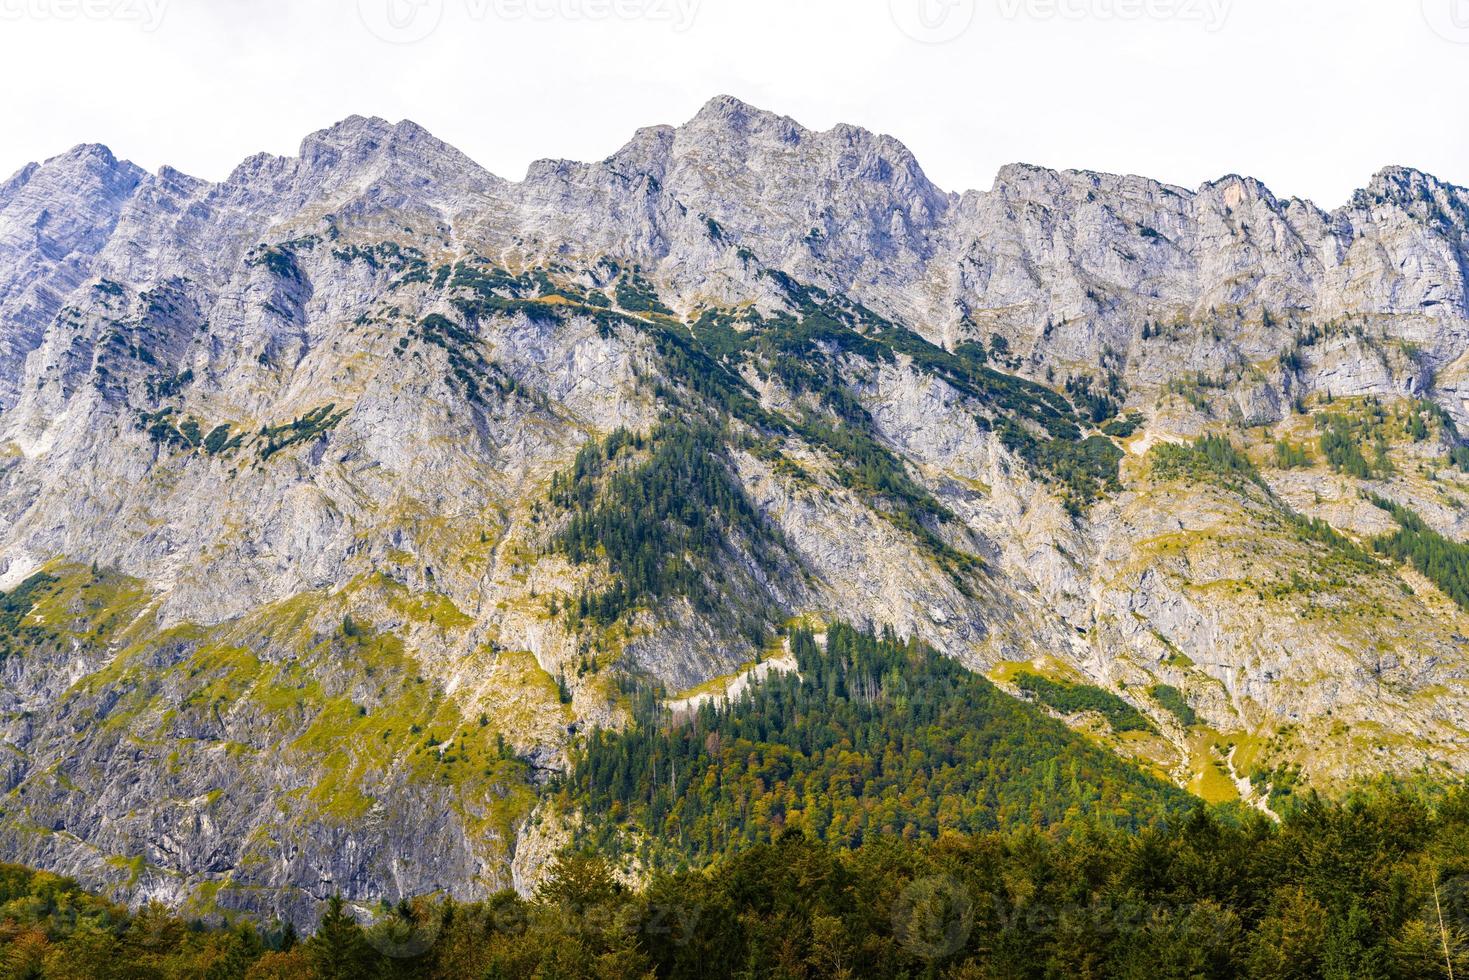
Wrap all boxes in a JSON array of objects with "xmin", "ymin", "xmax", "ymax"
[{"xmin": 559, "ymin": 622, "xmax": 1193, "ymax": 869}]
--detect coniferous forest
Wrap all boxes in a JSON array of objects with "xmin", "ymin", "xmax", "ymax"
[
  {"xmin": 561, "ymin": 624, "xmax": 1191, "ymax": 868},
  {"xmin": 4, "ymin": 787, "xmax": 1469, "ymax": 977}
]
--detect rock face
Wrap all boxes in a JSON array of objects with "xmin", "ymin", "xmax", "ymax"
[
  {"xmin": 1, "ymin": 96, "xmax": 1469, "ymax": 924},
  {"xmin": 0, "ymin": 144, "xmax": 146, "ymax": 410}
]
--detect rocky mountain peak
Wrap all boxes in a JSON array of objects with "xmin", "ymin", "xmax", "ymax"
[
  {"xmin": 296, "ymin": 114, "xmax": 448, "ymax": 168},
  {"xmin": 54, "ymin": 141, "xmax": 121, "ymax": 167},
  {"xmin": 1357, "ymin": 164, "xmax": 1469, "ymax": 221},
  {"xmin": 22, "ymin": 143, "xmax": 146, "ymax": 205},
  {"xmin": 1196, "ymin": 172, "xmax": 1282, "ymax": 212},
  {"xmin": 677, "ymin": 95, "xmax": 942, "ymax": 200},
  {"xmin": 0, "ymin": 162, "xmax": 39, "ymax": 208},
  {"xmin": 684, "ymin": 93, "xmax": 802, "ymax": 141},
  {"xmin": 1368, "ymin": 163, "xmax": 1440, "ymax": 195}
]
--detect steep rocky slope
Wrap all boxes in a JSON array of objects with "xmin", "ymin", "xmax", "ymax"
[{"xmin": 1, "ymin": 97, "xmax": 1468, "ymax": 923}]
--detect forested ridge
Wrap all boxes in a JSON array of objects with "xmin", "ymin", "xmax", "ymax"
[{"xmin": 559, "ymin": 623, "xmax": 1192, "ymax": 870}]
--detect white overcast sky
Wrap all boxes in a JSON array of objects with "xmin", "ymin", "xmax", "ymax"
[{"xmin": 1, "ymin": 0, "xmax": 1467, "ymax": 207}]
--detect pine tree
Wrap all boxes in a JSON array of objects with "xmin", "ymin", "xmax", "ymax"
[{"xmin": 305, "ymin": 895, "xmax": 375, "ymax": 980}]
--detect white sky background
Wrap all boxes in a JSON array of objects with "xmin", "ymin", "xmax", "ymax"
[{"xmin": 1, "ymin": 0, "xmax": 1467, "ymax": 206}]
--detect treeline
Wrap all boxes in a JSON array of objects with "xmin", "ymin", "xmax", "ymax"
[
  {"xmin": 560, "ymin": 623, "xmax": 1192, "ymax": 870},
  {"xmin": 1371, "ymin": 496, "xmax": 1469, "ymax": 611},
  {"xmin": 1318, "ymin": 404, "xmax": 1396, "ymax": 479},
  {"xmin": 0, "ymin": 863, "xmax": 300, "ymax": 978},
  {"xmin": 9, "ymin": 786, "xmax": 1469, "ymax": 977}
]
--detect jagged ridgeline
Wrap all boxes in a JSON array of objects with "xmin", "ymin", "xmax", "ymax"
[{"xmin": 559, "ymin": 622, "xmax": 1193, "ymax": 869}]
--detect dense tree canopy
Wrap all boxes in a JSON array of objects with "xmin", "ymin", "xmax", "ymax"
[
  {"xmin": 6, "ymin": 783, "xmax": 1469, "ymax": 977},
  {"xmin": 560, "ymin": 623, "xmax": 1191, "ymax": 869}
]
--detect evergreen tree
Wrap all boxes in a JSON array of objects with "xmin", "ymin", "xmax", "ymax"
[{"xmin": 305, "ymin": 895, "xmax": 376, "ymax": 980}]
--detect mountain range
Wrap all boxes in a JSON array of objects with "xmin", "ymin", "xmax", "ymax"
[{"xmin": 1, "ymin": 95, "xmax": 1468, "ymax": 925}]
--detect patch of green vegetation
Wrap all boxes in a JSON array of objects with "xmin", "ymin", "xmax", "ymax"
[
  {"xmin": 999, "ymin": 427, "xmax": 1122, "ymax": 516},
  {"xmin": 414, "ymin": 313, "xmax": 529, "ymax": 406},
  {"xmin": 613, "ymin": 269, "xmax": 675, "ymax": 316},
  {"xmin": 1282, "ymin": 510, "xmax": 1375, "ymax": 567},
  {"xmin": 381, "ymin": 581, "xmax": 473, "ymax": 630},
  {"xmin": 1370, "ymin": 495, "xmax": 1469, "ymax": 611},
  {"xmin": 1150, "ymin": 683, "xmax": 1198, "ymax": 726},
  {"xmin": 144, "ymin": 368, "xmax": 193, "ymax": 402},
  {"xmin": 1149, "ymin": 435, "xmax": 1375, "ymax": 569},
  {"xmin": 1317, "ymin": 400, "xmax": 1397, "ymax": 479},
  {"xmin": 1272, "ymin": 438, "xmax": 1312, "ymax": 469},
  {"xmin": 258, "ymin": 404, "xmax": 348, "ymax": 460},
  {"xmin": 1149, "ymin": 629, "xmax": 1195, "ymax": 668},
  {"xmin": 15, "ymin": 564, "xmax": 153, "ymax": 663},
  {"xmin": 1013, "ymin": 671, "xmax": 1154, "ymax": 733},
  {"xmin": 1151, "ymin": 434, "xmax": 1262, "ymax": 488},
  {"xmin": 20, "ymin": 567, "xmax": 538, "ymax": 864},
  {"xmin": 1101, "ymin": 412, "xmax": 1145, "ymax": 438},
  {"xmin": 549, "ymin": 422, "xmax": 782, "ymax": 644},
  {"xmin": 201, "ymin": 423, "xmax": 243, "ymax": 455},
  {"xmin": 247, "ymin": 244, "xmax": 303, "ymax": 283},
  {"xmin": 104, "ymin": 853, "xmax": 147, "ymax": 888},
  {"xmin": 1165, "ymin": 371, "xmax": 1229, "ymax": 414},
  {"xmin": 137, "ymin": 407, "xmax": 243, "ymax": 456},
  {"xmin": 563, "ymin": 623, "xmax": 1191, "ymax": 869},
  {"xmin": 1320, "ymin": 418, "xmax": 1379, "ymax": 477},
  {"xmin": 1064, "ymin": 371, "xmax": 1124, "ymax": 424},
  {"xmin": 443, "ymin": 261, "xmax": 563, "ymax": 327},
  {"xmin": 1249, "ymin": 761, "xmax": 1304, "ymax": 813},
  {"xmin": 0, "ymin": 572, "xmax": 60, "ymax": 661},
  {"xmin": 332, "ymin": 241, "xmax": 428, "ymax": 287}
]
